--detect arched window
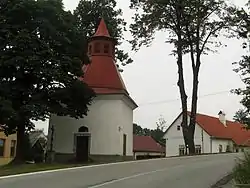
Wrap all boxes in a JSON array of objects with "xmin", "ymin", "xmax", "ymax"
[{"xmin": 78, "ymin": 126, "xmax": 89, "ymax": 132}]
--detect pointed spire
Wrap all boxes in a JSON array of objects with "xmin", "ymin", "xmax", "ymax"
[{"xmin": 93, "ymin": 18, "xmax": 110, "ymax": 37}]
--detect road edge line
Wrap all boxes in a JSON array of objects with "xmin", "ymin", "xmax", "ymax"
[{"xmin": 210, "ymin": 173, "xmax": 233, "ymax": 188}]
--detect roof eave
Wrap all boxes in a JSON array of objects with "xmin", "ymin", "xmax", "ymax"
[
  {"xmin": 88, "ymin": 35, "xmax": 118, "ymax": 44},
  {"xmin": 210, "ymin": 136, "xmax": 232, "ymax": 141},
  {"xmin": 96, "ymin": 91, "xmax": 138, "ymax": 109}
]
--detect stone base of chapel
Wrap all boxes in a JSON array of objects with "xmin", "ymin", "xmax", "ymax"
[{"xmin": 52, "ymin": 152, "xmax": 134, "ymax": 164}]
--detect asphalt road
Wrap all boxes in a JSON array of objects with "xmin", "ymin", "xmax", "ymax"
[{"xmin": 0, "ymin": 153, "xmax": 241, "ymax": 188}]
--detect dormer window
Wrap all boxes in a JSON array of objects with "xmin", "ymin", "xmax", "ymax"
[
  {"xmin": 104, "ymin": 44, "xmax": 109, "ymax": 53},
  {"xmin": 94, "ymin": 42, "xmax": 101, "ymax": 53}
]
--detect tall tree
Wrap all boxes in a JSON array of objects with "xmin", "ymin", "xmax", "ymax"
[
  {"xmin": 130, "ymin": 0, "xmax": 190, "ymax": 151},
  {"xmin": 74, "ymin": 0, "xmax": 132, "ymax": 70},
  {"xmin": 0, "ymin": 0, "xmax": 95, "ymax": 163},
  {"xmin": 233, "ymin": 1, "xmax": 250, "ymax": 128},
  {"xmin": 130, "ymin": 0, "xmax": 239, "ymax": 154}
]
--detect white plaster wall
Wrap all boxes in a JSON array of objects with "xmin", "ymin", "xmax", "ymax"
[
  {"xmin": 211, "ymin": 139, "xmax": 233, "ymax": 153},
  {"xmin": 120, "ymin": 97, "xmax": 134, "ymax": 156},
  {"xmin": 84, "ymin": 98, "xmax": 122, "ymax": 155},
  {"xmin": 48, "ymin": 115, "xmax": 81, "ymax": 154},
  {"xmin": 164, "ymin": 115, "xmax": 185, "ymax": 157},
  {"xmin": 48, "ymin": 95, "xmax": 134, "ymax": 156},
  {"xmin": 164, "ymin": 114, "xmax": 211, "ymax": 156}
]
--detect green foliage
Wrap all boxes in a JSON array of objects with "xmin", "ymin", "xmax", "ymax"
[
  {"xmin": 74, "ymin": 0, "xmax": 132, "ymax": 68},
  {"xmin": 233, "ymin": 2, "xmax": 250, "ymax": 128},
  {"xmin": 0, "ymin": 0, "xmax": 95, "ymax": 161},
  {"xmin": 233, "ymin": 152, "xmax": 250, "ymax": 184},
  {"xmin": 233, "ymin": 109, "xmax": 250, "ymax": 128},
  {"xmin": 130, "ymin": 0, "xmax": 238, "ymax": 54},
  {"xmin": 0, "ymin": 0, "xmax": 95, "ymax": 131}
]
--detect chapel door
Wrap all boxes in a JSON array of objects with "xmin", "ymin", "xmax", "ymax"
[{"xmin": 76, "ymin": 135, "xmax": 89, "ymax": 162}]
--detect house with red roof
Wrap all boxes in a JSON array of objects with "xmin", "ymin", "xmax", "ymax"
[
  {"xmin": 163, "ymin": 111, "xmax": 250, "ymax": 157},
  {"xmin": 47, "ymin": 19, "xmax": 138, "ymax": 162},
  {"xmin": 133, "ymin": 135, "xmax": 165, "ymax": 160}
]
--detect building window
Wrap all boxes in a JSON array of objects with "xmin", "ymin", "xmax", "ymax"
[
  {"xmin": 226, "ymin": 145, "xmax": 230, "ymax": 152},
  {"xmin": 241, "ymin": 148, "xmax": 245, "ymax": 152},
  {"xmin": 10, "ymin": 140, "xmax": 16, "ymax": 157},
  {"xmin": 195, "ymin": 145, "xmax": 201, "ymax": 154},
  {"xmin": 0, "ymin": 139, "xmax": 5, "ymax": 157},
  {"xmin": 94, "ymin": 43, "xmax": 101, "ymax": 53},
  {"xmin": 179, "ymin": 145, "xmax": 185, "ymax": 156},
  {"xmin": 104, "ymin": 44, "xmax": 109, "ymax": 53},
  {"xmin": 177, "ymin": 125, "xmax": 181, "ymax": 131}
]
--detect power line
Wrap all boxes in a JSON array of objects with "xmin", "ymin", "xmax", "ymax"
[{"xmin": 138, "ymin": 89, "xmax": 236, "ymax": 107}]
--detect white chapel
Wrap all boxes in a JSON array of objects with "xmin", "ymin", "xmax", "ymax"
[{"xmin": 47, "ymin": 19, "xmax": 138, "ymax": 162}]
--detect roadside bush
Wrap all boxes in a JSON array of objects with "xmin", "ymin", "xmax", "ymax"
[{"xmin": 233, "ymin": 152, "xmax": 250, "ymax": 184}]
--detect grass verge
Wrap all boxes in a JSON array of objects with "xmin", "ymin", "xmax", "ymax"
[
  {"xmin": 233, "ymin": 152, "xmax": 250, "ymax": 185},
  {"xmin": 0, "ymin": 163, "xmax": 90, "ymax": 177}
]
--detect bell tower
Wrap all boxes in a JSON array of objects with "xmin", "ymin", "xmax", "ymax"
[
  {"xmin": 83, "ymin": 18, "xmax": 129, "ymax": 94},
  {"xmin": 88, "ymin": 18, "xmax": 116, "ymax": 59}
]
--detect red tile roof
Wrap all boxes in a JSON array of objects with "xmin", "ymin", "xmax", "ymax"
[
  {"xmin": 133, "ymin": 135, "xmax": 165, "ymax": 153},
  {"xmin": 83, "ymin": 56, "xmax": 128, "ymax": 94},
  {"xmin": 93, "ymin": 18, "xmax": 110, "ymax": 37},
  {"xmin": 193, "ymin": 113, "xmax": 250, "ymax": 146}
]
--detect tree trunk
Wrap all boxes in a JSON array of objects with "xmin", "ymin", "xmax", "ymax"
[
  {"xmin": 176, "ymin": 39, "xmax": 189, "ymax": 154},
  {"xmin": 12, "ymin": 123, "xmax": 26, "ymax": 164},
  {"xmin": 188, "ymin": 58, "xmax": 201, "ymax": 155},
  {"xmin": 175, "ymin": 2, "xmax": 189, "ymax": 154}
]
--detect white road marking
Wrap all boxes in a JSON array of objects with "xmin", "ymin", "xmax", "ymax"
[
  {"xmin": 0, "ymin": 153, "xmax": 234, "ymax": 180},
  {"xmin": 88, "ymin": 166, "xmax": 175, "ymax": 188},
  {"xmin": 88, "ymin": 163, "xmax": 187, "ymax": 188}
]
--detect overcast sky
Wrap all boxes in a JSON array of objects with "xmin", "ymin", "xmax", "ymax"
[{"xmin": 35, "ymin": 0, "xmax": 248, "ymax": 133}]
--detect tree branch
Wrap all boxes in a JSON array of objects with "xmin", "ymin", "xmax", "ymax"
[{"xmin": 200, "ymin": 23, "xmax": 224, "ymax": 55}]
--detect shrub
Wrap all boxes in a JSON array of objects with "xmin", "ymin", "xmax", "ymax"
[{"xmin": 233, "ymin": 152, "xmax": 250, "ymax": 184}]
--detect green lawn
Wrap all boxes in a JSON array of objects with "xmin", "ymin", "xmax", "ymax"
[
  {"xmin": 0, "ymin": 163, "xmax": 88, "ymax": 177},
  {"xmin": 0, "ymin": 157, "xmax": 133, "ymax": 177}
]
